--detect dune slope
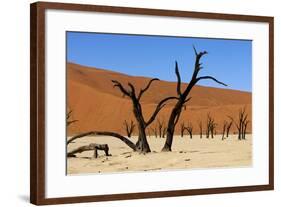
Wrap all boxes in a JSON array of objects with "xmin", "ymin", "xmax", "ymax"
[{"xmin": 67, "ymin": 63, "xmax": 252, "ymax": 135}]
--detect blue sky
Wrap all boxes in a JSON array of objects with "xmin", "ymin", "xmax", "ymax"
[{"xmin": 67, "ymin": 32, "xmax": 252, "ymax": 92}]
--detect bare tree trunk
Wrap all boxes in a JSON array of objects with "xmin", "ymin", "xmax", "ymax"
[
  {"xmin": 222, "ymin": 121, "xmax": 227, "ymax": 140},
  {"xmin": 152, "ymin": 126, "xmax": 158, "ymax": 138},
  {"xmin": 162, "ymin": 48, "xmax": 226, "ymax": 151},
  {"xmin": 206, "ymin": 113, "xmax": 216, "ymax": 139},
  {"xmin": 162, "ymin": 127, "xmax": 167, "ymax": 138},
  {"xmin": 123, "ymin": 120, "xmax": 135, "ymax": 138},
  {"xmin": 242, "ymin": 121, "xmax": 249, "ymax": 140},
  {"xmin": 226, "ymin": 120, "xmax": 232, "ymax": 137},
  {"xmin": 186, "ymin": 122, "xmax": 193, "ymax": 139},
  {"xmin": 180, "ymin": 122, "xmax": 185, "ymax": 138},
  {"xmin": 162, "ymin": 104, "xmax": 182, "ymax": 151},
  {"xmin": 135, "ymin": 123, "xmax": 150, "ymax": 153},
  {"xmin": 112, "ymin": 79, "xmax": 178, "ymax": 153},
  {"xmin": 231, "ymin": 107, "xmax": 249, "ymax": 141},
  {"xmin": 67, "ymin": 143, "xmax": 111, "ymax": 158}
]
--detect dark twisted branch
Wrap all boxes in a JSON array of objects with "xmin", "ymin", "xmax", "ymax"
[
  {"xmin": 111, "ymin": 80, "xmax": 130, "ymax": 97},
  {"xmin": 145, "ymin": 96, "xmax": 179, "ymax": 126},
  {"xmin": 196, "ymin": 76, "xmax": 227, "ymax": 86},
  {"xmin": 138, "ymin": 78, "xmax": 159, "ymax": 100},
  {"xmin": 66, "ymin": 109, "xmax": 78, "ymax": 126},
  {"xmin": 66, "ymin": 110, "xmax": 73, "ymax": 120},
  {"xmin": 127, "ymin": 82, "xmax": 136, "ymax": 97},
  {"xmin": 67, "ymin": 131, "xmax": 137, "ymax": 151},
  {"xmin": 175, "ymin": 61, "xmax": 182, "ymax": 96},
  {"xmin": 67, "ymin": 120, "xmax": 78, "ymax": 127}
]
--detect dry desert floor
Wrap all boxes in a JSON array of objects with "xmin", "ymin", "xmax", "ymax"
[{"xmin": 67, "ymin": 134, "xmax": 252, "ymax": 175}]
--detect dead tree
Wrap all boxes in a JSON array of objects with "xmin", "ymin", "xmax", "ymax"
[
  {"xmin": 222, "ymin": 121, "xmax": 227, "ymax": 140},
  {"xmin": 162, "ymin": 47, "xmax": 227, "ymax": 151},
  {"xmin": 180, "ymin": 122, "xmax": 186, "ymax": 138},
  {"xmin": 243, "ymin": 120, "xmax": 250, "ymax": 139},
  {"xmin": 162, "ymin": 126, "xmax": 167, "ymax": 138},
  {"xmin": 210, "ymin": 122, "xmax": 216, "ymax": 139},
  {"xmin": 152, "ymin": 125, "xmax": 158, "ymax": 138},
  {"xmin": 206, "ymin": 118, "xmax": 210, "ymax": 139},
  {"xmin": 226, "ymin": 120, "xmax": 233, "ymax": 137},
  {"xmin": 157, "ymin": 119, "xmax": 164, "ymax": 138},
  {"xmin": 198, "ymin": 120, "xmax": 203, "ymax": 138},
  {"xmin": 206, "ymin": 113, "xmax": 216, "ymax": 139},
  {"xmin": 112, "ymin": 79, "xmax": 178, "ymax": 153},
  {"xmin": 67, "ymin": 109, "xmax": 78, "ymax": 127},
  {"xmin": 67, "ymin": 143, "xmax": 111, "ymax": 158},
  {"xmin": 231, "ymin": 107, "xmax": 249, "ymax": 140},
  {"xmin": 123, "ymin": 120, "xmax": 135, "ymax": 138},
  {"xmin": 186, "ymin": 122, "xmax": 193, "ymax": 139}
]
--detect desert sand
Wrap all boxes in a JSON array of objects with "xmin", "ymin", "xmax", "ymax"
[{"xmin": 67, "ymin": 134, "xmax": 252, "ymax": 175}]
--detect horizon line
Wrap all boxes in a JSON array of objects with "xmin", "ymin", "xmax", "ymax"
[{"xmin": 67, "ymin": 61, "xmax": 252, "ymax": 93}]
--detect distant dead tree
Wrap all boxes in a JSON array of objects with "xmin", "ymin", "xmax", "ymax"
[
  {"xmin": 180, "ymin": 122, "xmax": 186, "ymax": 138},
  {"xmin": 186, "ymin": 122, "xmax": 193, "ymax": 139},
  {"xmin": 231, "ymin": 107, "xmax": 250, "ymax": 140},
  {"xmin": 180, "ymin": 122, "xmax": 192, "ymax": 138},
  {"xmin": 66, "ymin": 109, "xmax": 78, "ymax": 127},
  {"xmin": 226, "ymin": 120, "xmax": 233, "ymax": 137},
  {"xmin": 206, "ymin": 113, "xmax": 216, "ymax": 139},
  {"xmin": 198, "ymin": 120, "xmax": 203, "ymax": 138},
  {"xmin": 123, "ymin": 120, "xmax": 135, "ymax": 138},
  {"xmin": 152, "ymin": 125, "xmax": 158, "ymax": 138},
  {"xmin": 111, "ymin": 79, "xmax": 178, "ymax": 153},
  {"xmin": 243, "ymin": 120, "xmax": 250, "ymax": 140},
  {"xmin": 210, "ymin": 123, "xmax": 216, "ymax": 138},
  {"xmin": 157, "ymin": 119, "xmax": 164, "ymax": 138},
  {"xmin": 162, "ymin": 47, "xmax": 227, "ymax": 151},
  {"xmin": 222, "ymin": 121, "xmax": 227, "ymax": 140},
  {"xmin": 162, "ymin": 126, "xmax": 167, "ymax": 138}
]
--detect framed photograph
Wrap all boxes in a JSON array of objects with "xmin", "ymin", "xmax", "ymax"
[{"xmin": 30, "ymin": 2, "xmax": 274, "ymax": 205}]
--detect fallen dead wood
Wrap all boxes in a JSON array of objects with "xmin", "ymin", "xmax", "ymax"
[
  {"xmin": 67, "ymin": 143, "xmax": 111, "ymax": 158},
  {"xmin": 67, "ymin": 131, "xmax": 137, "ymax": 151}
]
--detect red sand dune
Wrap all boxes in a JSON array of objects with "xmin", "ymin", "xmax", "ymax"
[{"xmin": 67, "ymin": 63, "xmax": 252, "ymax": 136}]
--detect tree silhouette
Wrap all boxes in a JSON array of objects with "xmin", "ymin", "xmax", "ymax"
[
  {"xmin": 157, "ymin": 119, "xmax": 164, "ymax": 138},
  {"xmin": 226, "ymin": 120, "xmax": 233, "ymax": 137},
  {"xmin": 180, "ymin": 122, "xmax": 186, "ymax": 138},
  {"xmin": 162, "ymin": 47, "xmax": 227, "ymax": 151},
  {"xmin": 66, "ymin": 109, "xmax": 78, "ymax": 127},
  {"xmin": 230, "ymin": 107, "xmax": 249, "ymax": 140},
  {"xmin": 206, "ymin": 113, "xmax": 216, "ymax": 139},
  {"xmin": 112, "ymin": 78, "xmax": 178, "ymax": 152},
  {"xmin": 123, "ymin": 120, "xmax": 135, "ymax": 138},
  {"xmin": 222, "ymin": 121, "xmax": 227, "ymax": 140},
  {"xmin": 186, "ymin": 122, "xmax": 193, "ymax": 139}
]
